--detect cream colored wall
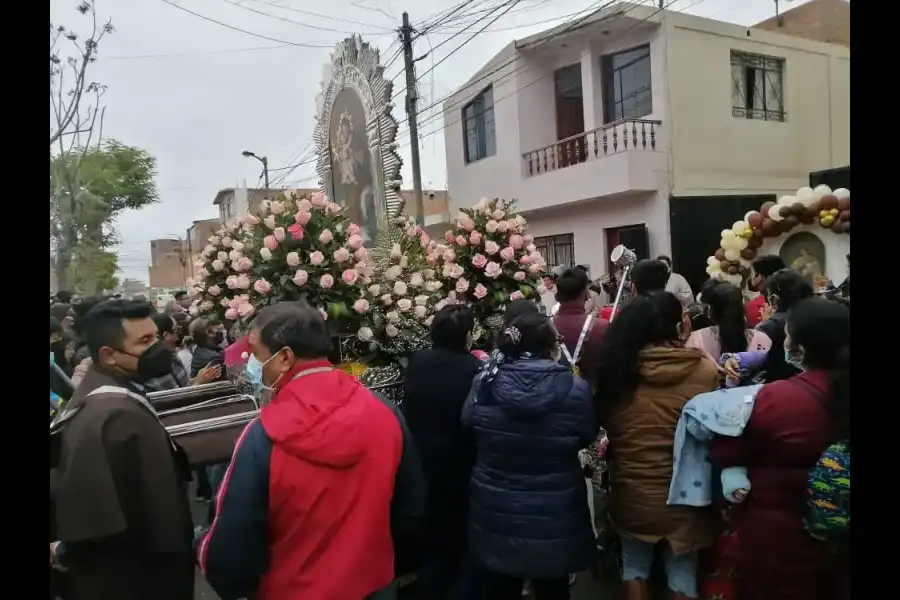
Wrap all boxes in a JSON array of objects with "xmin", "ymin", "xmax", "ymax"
[{"xmin": 663, "ymin": 14, "xmax": 850, "ymax": 198}]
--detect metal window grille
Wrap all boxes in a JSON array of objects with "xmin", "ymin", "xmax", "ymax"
[
  {"xmin": 462, "ymin": 86, "xmax": 497, "ymax": 164},
  {"xmin": 533, "ymin": 234, "xmax": 575, "ymax": 270},
  {"xmin": 731, "ymin": 51, "xmax": 786, "ymax": 122}
]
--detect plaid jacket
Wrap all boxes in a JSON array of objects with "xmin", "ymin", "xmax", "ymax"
[{"xmin": 142, "ymin": 355, "xmax": 191, "ymax": 393}]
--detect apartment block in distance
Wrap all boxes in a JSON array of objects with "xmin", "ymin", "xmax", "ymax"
[
  {"xmin": 148, "ymin": 238, "xmax": 187, "ymax": 289},
  {"xmin": 185, "ymin": 218, "xmax": 221, "ymax": 281},
  {"xmin": 442, "ymin": 1, "xmax": 849, "ymax": 289}
]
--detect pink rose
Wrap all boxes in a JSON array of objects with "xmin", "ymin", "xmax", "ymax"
[
  {"xmin": 354, "ymin": 247, "xmax": 368, "ymax": 261},
  {"xmin": 514, "ymin": 271, "xmax": 527, "ymax": 281},
  {"xmin": 237, "ymin": 303, "xmax": 255, "ymax": 318},
  {"xmin": 310, "ymin": 251, "xmax": 325, "ymax": 266},
  {"xmin": 236, "ymin": 274, "xmax": 251, "ymax": 289},
  {"xmin": 444, "ymin": 230, "xmax": 455, "ymax": 242},
  {"xmin": 327, "ymin": 202, "xmax": 343, "ymax": 215},
  {"xmin": 293, "ymin": 269, "xmax": 309, "ymax": 286},
  {"xmin": 264, "ymin": 215, "xmax": 277, "ymax": 229},
  {"xmin": 455, "ymin": 235, "xmax": 468, "ymax": 247},
  {"xmin": 485, "ymin": 261, "xmax": 502, "ymax": 278},
  {"xmin": 500, "ymin": 246, "xmax": 516, "ymax": 261},
  {"xmin": 519, "ymin": 254, "xmax": 533, "ymax": 265},
  {"xmin": 269, "ymin": 201, "xmax": 285, "ymax": 215},
  {"xmin": 273, "ymin": 227, "xmax": 286, "ymax": 243},
  {"xmin": 455, "ymin": 278, "xmax": 470, "ymax": 294},
  {"xmin": 286, "ymin": 252, "xmax": 301, "ymax": 267},
  {"xmin": 348, "ymin": 223, "xmax": 361, "ymax": 236},
  {"xmin": 469, "ymin": 231, "xmax": 483, "ymax": 246},
  {"xmin": 224, "ymin": 308, "xmax": 238, "ymax": 320},
  {"xmin": 427, "ymin": 253, "xmax": 437, "ymax": 266},
  {"xmin": 296, "ymin": 198, "xmax": 312, "ymax": 212},
  {"xmin": 264, "ymin": 235, "xmax": 278, "ymax": 251},
  {"xmin": 493, "ymin": 209, "xmax": 505, "ymax": 220},
  {"xmin": 459, "ymin": 217, "xmax": 476, "ymax": 231},
  {"xmin": 243, "ymin": 214, "xmax": 260, "ymax": 226},
  {"xmin": 225, "ymin": 275, "xmax": 238, "ymax": 289},
  {"xmin": 319, "ymin": 308, "xmax": 328, "ymax": 321},
  {"xmin": 237, "ymin": 257, "xmax": 253, "ymax": 272},
  {"xmin": 253, "ymin": 278, "xmax": 272, "ymax": 294},
  {"xmin": 420, "ymin": 233, "xmax": 431, "ymax": 247},
  {"xmin": 208, "ymin": 285, "xmax": 221, "ymax": 296},
  {"xmin": 295, "ymin": 211, "xmax": 311, "ymax": 226},
  {"xmin": 524, "ymin": 234, "xmax": 533, "ymax": 244},
  {"xmin": 484, "ymin": 241, "xmax": 500, "ymax": 255},
  {"xmin": 310, "ymin": 192, "xmax": 327, "ymax": 207},
  {"xmin": 348, "ymin": 234, "xmax": 364, "ymax": 250},
  {"xmin": 473, "ymin": 283, "xmax": 488, "ymax": 299},
  {"xmin": 353, "ymin": 298, "xmax": 370, "ymax": 314},
  {"xmin": 506, "ymin": 219, "xmax": 518, "ymax": 232},
  {"xmin": 486, "ymin": 220, "xmax": 499, "ymax": 233},
  {"xmin": 498, "ymin": 221, "xmax": 508, "ymax": 233},
  {"xmin": 287, "ymin": 225, "xmax": 304, "ymax": 242},
  {"xmin": 471, "ymin": 253, "xmax": 488, "ymax": 269},
  {"xmin": 510, "ymin": 291, "xmax": 524, "ymax": 301},
  {"xmin": 341, "ymin": 269, "xmax": 359, "ymax": 285},
  {"xmin": 319, "ymin": 274, "xmax": 334, "ymax": 289},
  {"xmin": 319, "ymin": 229, "xmax": 333, "ymax": 244},
  {"xmin": 442, "ymin": 249, "xmax": 456, "ymax": 263},
  {"xmin": 509, "ymin": 234, "xmax": 524, "ymax": 250},
  {"xmin": 333, "ymin": 247, "xmax": 351, "ymax": 263}
]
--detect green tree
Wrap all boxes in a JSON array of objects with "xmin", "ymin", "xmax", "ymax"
[{"xmin": 51, "ymin": 140, "xmax": 160, "ymax": 292}]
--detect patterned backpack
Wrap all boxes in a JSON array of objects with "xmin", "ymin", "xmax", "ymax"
[{"xmin": 805, "ymin": 440, "xmax": 850, "ymax": 545}]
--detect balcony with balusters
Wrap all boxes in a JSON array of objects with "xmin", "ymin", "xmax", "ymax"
[{"xmin": 515, "ymin": 118, "xmax": 667, "ymax": 212}]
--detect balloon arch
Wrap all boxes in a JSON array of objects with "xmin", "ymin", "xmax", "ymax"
[{"xmin": 704, "ymin": 185, "xmax": 851, "ymax": 287}]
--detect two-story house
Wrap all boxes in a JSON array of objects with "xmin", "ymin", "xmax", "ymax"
[{"xmin": 443, "ymin": 1, "xmax": 849, "ymax": 286}]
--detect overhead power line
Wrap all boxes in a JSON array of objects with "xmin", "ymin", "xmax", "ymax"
[
  {"xmin": 242, "ymin": 0, "xmax": 397, "ymax": 31},
  {"xmin": 217, "ymin": 0, "xmax": 389, "ymax": 36}
]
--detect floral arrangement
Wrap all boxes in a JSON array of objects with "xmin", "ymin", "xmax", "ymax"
[
  {"xmin": 430, "ymin": 198, "xmax": 545, "ymax": 319},
  {"xmin": 190, "ymin": 218, "xmax": 256, "ymax": 323},
  {"xmin": 238, "ymin": 191, "xmax": 372, "ymax": 328},
  {"xmin": 349, "ymin": 215, "xmax": 445, "ymax": 366}
]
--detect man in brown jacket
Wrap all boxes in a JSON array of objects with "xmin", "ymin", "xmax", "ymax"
[{"xmin": 552, "ymin": 268, "xmax": 609, "ymax": 383}]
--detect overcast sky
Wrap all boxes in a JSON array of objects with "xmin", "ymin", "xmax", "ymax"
[{"xmin": 50, "ymin": 0, "xmax": 813, "ymax": 282}]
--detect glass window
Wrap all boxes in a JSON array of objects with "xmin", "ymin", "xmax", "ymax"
[
  {"xmin": 601, "ymin": 45, "xmax": 653, "ymax": 123},
  {"xmin": 731, "ymin": 50, "xmax": 786, "ymax": 122},
  {"xmin": 462, "ymin": 86, "xmax": 497, "ymax": 164}
]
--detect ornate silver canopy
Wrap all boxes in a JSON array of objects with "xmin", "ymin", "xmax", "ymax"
[{"xmin": 314, "ymin": 36, "xmax": 404, "ymax": 224}]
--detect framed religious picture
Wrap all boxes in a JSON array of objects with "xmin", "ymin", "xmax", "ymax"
[{"xmin": 779, "ymin": 231, "xmax": 827, "ymax": 283}]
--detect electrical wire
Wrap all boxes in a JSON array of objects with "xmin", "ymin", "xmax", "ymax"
[
  {"xmin": 157, "ymin": 0, "xmax": 334, "ymax": 48},
  {"xmin": 241, "ymin": 0, "xmax": 397, "ymax": 30},
  {"xmin": 217, "ymin": 0, "xmax": 389, "ymax": 36}
]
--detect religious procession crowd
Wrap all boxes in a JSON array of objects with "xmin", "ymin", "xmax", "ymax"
[{"xmin": 48, "ymin": 245, "xmax": 850, "ymax": 600}]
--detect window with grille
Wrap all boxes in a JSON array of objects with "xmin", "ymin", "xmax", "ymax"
[
  {"xmin": 462, "ymin": 86, "xmax": 496, "ymax": 164},
  {"xmin": 601, "ymin": 45, "xmax": 653, "ymax": 123},
  {"xmin": 731, "ymin": 50, "xmax": 785, "ymax": 122},
  {"xmin": 533, "ymin": 234, "xmax": 575, "ymax": 270}
]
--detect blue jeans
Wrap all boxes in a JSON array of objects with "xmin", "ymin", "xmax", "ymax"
[{"xmin": 620, "ymin": 535, "xmax": 698, "ymax": 598}]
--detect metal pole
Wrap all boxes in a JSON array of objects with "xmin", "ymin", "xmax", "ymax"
[
  {"xmin": 261, "ymin": 156, "xmax": 270, "ymax": 189},
  {"xmin": 401, "ymin": 12, "xmax": 425, "ymax": 225}
]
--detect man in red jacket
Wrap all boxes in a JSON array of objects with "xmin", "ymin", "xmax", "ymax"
[
  {"xmin": 198, "ymin": 301, "xmax": 425, "ymax": 600},
  {"xmin": 552, "ymin": 268, "xmax": 609, "ymax": 383}
]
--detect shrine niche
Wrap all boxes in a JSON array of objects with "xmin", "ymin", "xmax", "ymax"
[{"xmin": 314, "ymin": 36, "xmax": 403, "ymax": 243}]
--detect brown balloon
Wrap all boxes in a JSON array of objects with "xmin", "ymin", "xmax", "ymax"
[
  {"xmin": 806, "ymin": 200, "xmax": 821, "ymax": 217},
  {"xmin": 761, "ymin": 218, "xmax": 778, "ymax": 237},
  {"xmin": 820, "ymin": 194, "xmax": 839, "ymax": 211},
  {"xmin": 740, "ymin": 247, "xmax": 757, "ymax": 260},
  {"xmin": 759, "ymin": 201, "xmax": 776, "ymax": 217},
  {"xmin": 719, "ymin": 260, "xmax": 731, "ymax": 272},
  {"xmin": 714, "ymin": 248, "xmax": 726, "ymax": 261},
  {"xmin": 728, "ymin": 265, "xmax": 739, "ymax": 275},
  {"xmin": 790, "ymin": 202, "xmax": 805, "ymax": 216},
  {"xmin": 781, "ymin": 215, "xmax": 799, "ymax": 230},
  {"xmin": 747, "ymin": 211, "xmax": 763, "ymax": 228},
  {"xmin": 777, "ymin": 205, "xmax": 792, "ymax": 218},
  {"xmin": 836, "ymin": 196, "xmax": 850, "ymax": 211},
  {"xmin": 838, "ymin": 209, "xmax": 850, "ymax": 222},
  {"xmin": 797, "ymin": 211, "xmax": 815, "ymax": 225},
  {"xmin": 747, "ymin": 234, "xmax": 763, "ymax": 249},
  {"xmin": 830, "ymin": 221, "xmax": 844, "ymax": 234}
]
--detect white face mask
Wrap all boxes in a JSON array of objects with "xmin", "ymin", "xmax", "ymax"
[{"xmin": 246, "ymin": 351, "xmax": 286, "ymax": 392}]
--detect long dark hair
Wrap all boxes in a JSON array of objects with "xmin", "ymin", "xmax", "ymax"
[
  {"xmin": 786, "ymin": 298, "xmax": 850, "ymax": 445},
  {"xmin": 594, "ymin": 291, "xmax": 684, "ymax": 409},
  {"xmin": 704, "ymin": 283, "xmax": 747, "ymax": 354},
  {"xmin": 497, "ymin": 312, "xmax": 557, "ymax": 360}
]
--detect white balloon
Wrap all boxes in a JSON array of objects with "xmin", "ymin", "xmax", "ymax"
[
  {"xmin": 722, "ymin": 229, "xmax": 736, "ymax": 241},
  {"xmin": 709, "ymin": 261, "xmax": 721, "ymax": 272},
  {"xmin": 707, "ymin": 256, "xmax": 718, "ymax": 267},
  {"xmin": 726, "ymin": 273, "xmax": 743, "ymax": 286},
  {"xmin": 733, "ymin": 237, "xmax": 749, "ymax": 251},
  {"xmin": 732, "ymin": 221, "xmax": 747, "ymax": 235},
  {"xmin": 744, "ymin": 211, "xmax": 755, "ymax": 222},
  {"xmin": 768, "ymin": 204, "xmax": 785, "ymax": 222},
  {"xmin": 778, "ymin": 195, "xmax": 794, "ymax": 206},
  {"xmin": 796, "ymin": 187, "xmax": 814, "ymax": 201},
  {"xmin": 724, "ymin": 248, "xmax": 740, "ymax": 262},
  {"xmin": 739, "ymin": 258, "xmax": 751, "ymax": 267},
  {"xmin": 705, "ymin": 265, "xmax": 715, "ymax": 275},
  {"xmin": 813, "ymin": 184, "xmax": 832, "ymax": 199},
  {"xmin": 834, "ymin": 188, "xmax": 851, "ymax": 200},
  {"xmin": 799, "ymin": 193, "xmax": 816, "ymax": 208}
]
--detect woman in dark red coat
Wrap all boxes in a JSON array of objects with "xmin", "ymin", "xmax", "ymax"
[{"xmin": 709, "ymin": 298, "xmax": 849, "ymax": 600}]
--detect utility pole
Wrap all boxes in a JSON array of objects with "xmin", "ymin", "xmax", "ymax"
[
  {"xmin": 400, "ymin": 12, "xmax": 425, "ymax": 225},
  {"xmin": 241, "ymin": 150, "xmax": 270, "ymax": 189}
]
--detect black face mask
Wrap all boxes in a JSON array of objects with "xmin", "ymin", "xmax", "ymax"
[
  {"xmin": 118, "ymin": 342, "xmax": 174, "ymax": 381},
  {"xmin": 213, "ymin": 331, "xmax": 226, "ymax": 346}
]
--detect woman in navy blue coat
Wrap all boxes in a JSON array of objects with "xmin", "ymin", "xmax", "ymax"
[{"xmin": 462, "ymin": 311, "xmax": 598, "ymax": 600}]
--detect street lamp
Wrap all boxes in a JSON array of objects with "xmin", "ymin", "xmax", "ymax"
[{"xmin": 241, "ymin": 150, "xmax": 269, "ymax": 189}]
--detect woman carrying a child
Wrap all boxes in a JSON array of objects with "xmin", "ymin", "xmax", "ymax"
[
  {"xmin": 595, "ymin": 291, "xmax": 718, "ymax": 600},
  {"xmin": 708, "ymin": 298, "xmax": 850, "ymax": 600}
]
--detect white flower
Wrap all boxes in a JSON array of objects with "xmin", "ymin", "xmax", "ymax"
[
  {"xmin": 385, "ymin": 324, "xmax": 400, "ymax": 338},
  {"xmin": 425, "ymin": 280, "xmax": 442, "ymax": 293},
  {"xmin": 424, "ymin": 315, "xmax": 434, "ymax": 327},
  {"xmin": 209, "ymin": 236, "xmax": 220, "ymax": 245},
  {"xmin": 385, "ymin": 265, "xmax": 403, "ymax": 281},
  {"xmin": 368, "ymin": 284, "xmax": 381, "ymax": 296},
  {"xmin": 393, "ymin": 281, "xmax": 408, "ymax": 296},
  {"xmin": 435, "ymin": 299, "xmax": 447, "ymax": 312},
  {"xmin": 414, "ymin": 305, "xmax": 428, "ymax": 319},
  {"xmin": 260, "ymin": 247, "xmax": 273, "ymax": 262},
  {"xmin": 386, "ymin": 311, "xmax": 400, "ymax": 323},
  {"xmin": 217, "ymin": 251, "xmax": 229, "ymax": 262},
  {"xmin": 414, "ymin": 295, "xmax": 429, "ymax": 306},
  {"xmin": 357, "ymin": 327, "xmax": 374, "ymax": 342},
  {"xmin": 409, "ymin": 272, "xmax": 424, "ymax": 288},
  {"xmin": 390, "ymin": 243, "xmax": 402, "ymax": 259},
  {"xmin": 397, "ymin": 298, "xmax": 413, "ymax": 312},
  {"xmin": 399, "ymin": 255, "xmax": 409, "ymax": 269},
  {"xmin": 202, "ymin": 245, "xmax": 216, "ymax": 258},
  {"xmin": 423, "ymin": 269, "xmax": 435, "ymax": 280},
  {"xmin": 381, "ymin": 294, "xmax": 393, "ymax": 306}
]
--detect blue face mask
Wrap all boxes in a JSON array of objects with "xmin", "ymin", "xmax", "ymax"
[
  {"xmin": 784, "ymin": 348, "xmax": 805, "ymax": 372},
  {"xmin": 246, "ymin": 354, "xmax": 263, "ymax": 390}
]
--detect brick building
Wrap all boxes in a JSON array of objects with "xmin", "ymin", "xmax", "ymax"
[
  {"xmin": 754, "ymin": 0, "xmax": 849, "ymax": 47},
  {"xmin": 185, "ymin": 218, "xmax": 221, "ymax": 281},
  {"xmin": 148, "ymin": 238, "xmax": 187, "ymax": 288}
]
